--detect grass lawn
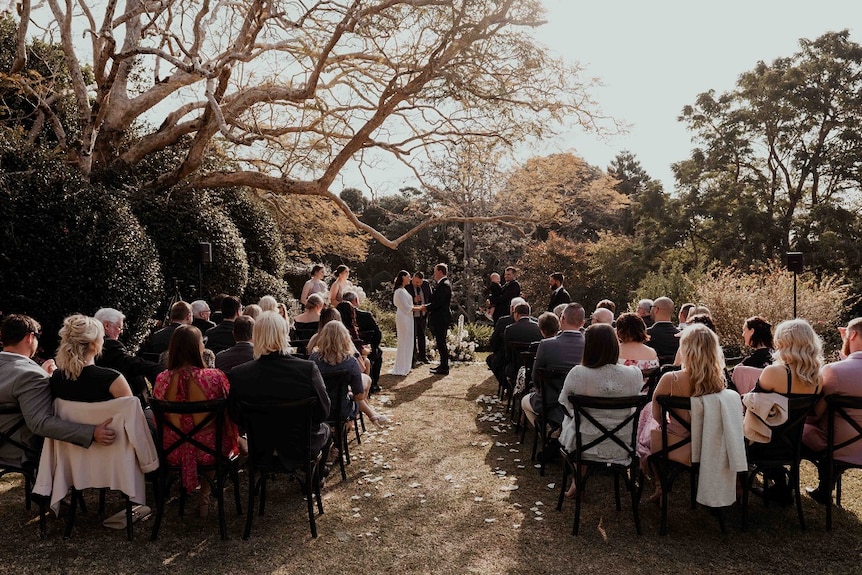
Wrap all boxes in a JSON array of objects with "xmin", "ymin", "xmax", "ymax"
[{"xmin": 1, "ymin": 351, "xmax": 861, "ymax": 574}]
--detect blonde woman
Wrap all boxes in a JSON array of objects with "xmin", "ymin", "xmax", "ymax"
[
  {"xmin": 640, "ymin": 323, "xmax": 727, "ymax": 500},
  {"xmin": 310, "ymin": 321, "xmax": 390, "ymax": 427},
  {"xmin": 50, "ymin": 314, "xmax": 133, "ymax": 402}
]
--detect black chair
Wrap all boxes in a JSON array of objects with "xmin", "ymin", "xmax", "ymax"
[
  {"xmin": 648, "ymin": 395, "xmax": 698, "ymax": 536},
  {"xmin": 817, "ymin": 394, "xmax": 862, "ymax": 530},
  {"xmin": 321, "ymin": 370, "xmax": 355, "ymax": 481},
  {"xmin": 741, "ymin": 394, "xmax": 820, "ymax": 531},
  {"xmin": 556, "ymin": 394, "xmax": 649, "ymax": 535},
  {"xmin": 530, "ymin": 367, "xmax": 569, "ymax": 477},
  {"xmin": 0, "ymin": 405, "xmax": 48, "ymax": 535},
  {"xmin": 148, "ymin": 398, "xmax": 243, "ymax": 540},
  {"xmin": 511, "ymin": 348, "xmax": 537, "ymax": 429},
  {"xmin": 504, "ymin": 341, "xmax": 534, "ymax": 413},
  {"xmin": 238, "ymin": 397, "xmax": 325, "ymax": 539}
]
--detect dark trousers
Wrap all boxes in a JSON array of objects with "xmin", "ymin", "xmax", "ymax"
[
  {"xmin": 413, "ymin": 315, "xmax": 428, "ymax": 361},
  {"xmin": 368, "ymin": 347, "xmax": 383, "ymax": 385},
  {"xmin": 431, "ymin": 321, "xmax": 449, "ymax": 369}
]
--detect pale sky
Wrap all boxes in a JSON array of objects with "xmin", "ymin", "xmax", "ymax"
[{"xmin": 538, "ymin": 0, "xmax": 862, "ymax": 191}]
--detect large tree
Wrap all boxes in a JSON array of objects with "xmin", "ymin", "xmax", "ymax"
[{"xmin": 4, "ymin": 1, "xmax": 607, "ymax": 247}]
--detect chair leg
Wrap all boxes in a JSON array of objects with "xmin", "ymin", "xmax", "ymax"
[
  {"xmin": 231, "ymin": 466, "xmax": 243, "ymax": 516},
  {"xmin": 243, "ymin": 469, "xmax": 256, "ymax": 540},
  {"xmin": 215, "ymin": 475, "xmax": 228, "ymax": 541},
  {"xmin": 630, "ymin": 471, "xmax": 643, "ymax": 535},
  {"xmin": 572, "ymin": 470, "xmax": 583, "ymax": 536},
  {"xmin": 150, "ymin": 474, "xmax": 166, "ymax": 541},
  {"xmin": 337, "ymin": 426, "xmax": 347, "ymax": 481},
  {"xmin": 557, "ymin": 458, "xmax": 569, "ymax": 511},
  {"xmin": 306, "ymin": 465, "xmax": 318, "ymax": 538},
  {"xmin": 98, "ymin": 488, "xmax": 107, "ymax": 516},
  {"xmin": 792, "ymin": 465, "xmax": 805, "ymax": 531},
  {"xmin": 64, "ymin": 488, "xmax": 79, "ymax": 539},
  {"xmin": 613, "ymin": 473, "xmax": 622, "ymax": 511},
  {"xmin": 125, "ymin": 495, "xmax": 134, "ymax": 541}
]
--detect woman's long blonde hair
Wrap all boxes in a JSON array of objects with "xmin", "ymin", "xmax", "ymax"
[
  {"xmin": 773, "ymin": 319, "xmax": 824, "ymax": 388},
  {"xmin": 313, "ymin": 321, "xmax": 354, "ymax": 366},
  {"xmin": 55, "ymin": 314, "xmax": 104, "ymax": 380},
  {"xmin": 679, "ymin": 323, "xmax": 725, "ymax": 396}
]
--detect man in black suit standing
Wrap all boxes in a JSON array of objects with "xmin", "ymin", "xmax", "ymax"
[
  {"xmin": 491, "ymin": 266, "xmax": 521, "ymax": 324},
  {"xmin": 422, "ymin": 263, "xmax": 453, "ymax": 375},
  {"xmin": 547, "ymin": 272, "xmax": 571, "ymax": 312},
  {"xmin": 409, "ymin": 272, "xmax": 433, "ymax": 366}
]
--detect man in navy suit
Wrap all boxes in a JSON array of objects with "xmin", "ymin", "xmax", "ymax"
[
  {"xmin": 409, "ymin": 272, "xmax": 433, "ymax": 365},
  {"xmin": 215, "ymin": 315, "xmax": 255, "ymax": 374},
  {"xmin": 422, "ymin": 264, "xmax": 453, "ymax": 375}
]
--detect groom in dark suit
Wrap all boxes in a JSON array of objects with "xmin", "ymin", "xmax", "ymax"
[{"xmin": 422, "ymin": 264, "xmax": 453, "ymax": 375}]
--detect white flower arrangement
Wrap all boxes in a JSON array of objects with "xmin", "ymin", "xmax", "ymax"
[{"xmin": 427, "ymin": 314, "xmax": 477, "ymax": 363}]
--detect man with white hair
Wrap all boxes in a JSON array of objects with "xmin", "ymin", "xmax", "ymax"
[
  {"xmin": 190, "ymin": 300, "xmax": 215, "ymax": 334},
  {"xmin": 591, "ymin": 307, "xmax": 614, "ymax": 325},
  {"xmin": 636, "ymin": 298, "xmax": 655, "ymax": 328},
  {"xmin": 95, "ymin": 308, "xmax": 163, "ymax": 406}
]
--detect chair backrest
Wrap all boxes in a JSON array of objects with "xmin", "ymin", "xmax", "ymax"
[
  {"xmin": 825, "ymin": 394, "xmax": 862, "ymax": 462},
  {"xmin": 750, "ymin": 394, "xmax": 820, "ymax": 464},
  {"xmin": 320, "ymin": 370, "xmax": 352, "ymax": 423},
  {"xmin": 569, "ymin": 393, "xmax": 649, "ymax": 465},
  {"xmin": 520, "ymin": 350, "xmax": 537, "ymax": 386},
  {"xmin": 537, "ymin": 367, "xmax": 569, "ymax": 412},
  {"xmin": 654, "ymin": 395, "xmax": 693, "ymax": 464},
  {"xmin": 238, "ymin": 397, "xmax": 317, "ymax": 467},
  {"xmin": 645, "ymin": 365, "xmax": 681, "ymax": 401},
  {"xmin": 148, "ymin": 398, "xmax": 228, "ymax": 470},
  {"xmin": 0, "ymin": 404, "xmax": 37, "ymax": 464}
]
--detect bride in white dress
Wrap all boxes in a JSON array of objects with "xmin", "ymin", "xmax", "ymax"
[{"xmin": 390, "ymin": 270, "xmax": 414, "ymax": 376}]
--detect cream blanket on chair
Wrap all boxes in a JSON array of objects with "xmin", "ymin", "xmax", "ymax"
[{"xmin": 690, "ymin": 390, "xmax": 748, "ymax": 507}]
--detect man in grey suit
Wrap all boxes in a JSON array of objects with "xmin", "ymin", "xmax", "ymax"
[
  {"xmin": 215, "ymin": 316, "xmax": 255, "ymax": 374},
  {"xmin": 0, "ymin": 315, "xmax": 115, "ymax": 468},
  {"xmin": 522, "ymin": 303, "xmax": 587, "ymax": 428}
]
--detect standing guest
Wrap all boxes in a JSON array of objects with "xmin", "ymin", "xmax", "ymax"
[
  {"xmin": 311, "ymin": 321, "xmax": 390, "ymax": 427},
  {"xmin": 0, "ymin": 314, "xmax": 116, "ymax": 468},
  {"xmin": 491, "ymin": 266, "xmax": 521, "ymax": 324},
  {"xmin": 50, "ymin": 315, "xmax": 133, "ymax": 402},
  {"xmin": 421, "ymin": 264, "xmax": 453, "ymax": 375},
  {"xmin": 209, "ymin": 294, "xmax": 228, "ymax": 325},
  {"xmin": 152, "ymin": 325, "xmax": 239, "ymax": 515},
  {"xmin": 142, "ymin": 301, "xmax": 192, "ymax": 356},
  {"xmin": 803, "ymin": 318, "xmax": 862, "ymax": 504},
  {"xmin": 329, "ymin": 265, "xmax": 353, "ymax": 306},
  {"xmin": 484, "ymin": 272, "xmax": 503, "ymax": 322},
  {"xmin": 228, "ymin": 312, "xmax": 331, "ymax": 469},
  {"xmin": 409, "ymin": 272, "xmax": 433, "ymax": 365},
  {"xmin": 636, "ymin": 299, "xmax": 655, "ymax": 328},
  {"xmin": 616, "ymin": 312, "xmax": 660, "ymax": 372},
  {"xmin": 646, "ymin": 296, "xmax": 680, "ymax": 362},
  {"xmin": 94, "ymin": 307, "xmax": 163, "ymax": 404},
  {"xmin": 390, "ymin": 271, "xmax": 414, "ymax": 376},
  {"xmin": 300, "ymin": 265, "xmax": 328, "ymax": 305},
  {"xmin": 205, "ymin": 296, "xmax": 242, "ymax": 354},
  {"xmin": 191, "ymin": 300, "xmax": 215, "ymax": 335},
  {"xmin": 678, "ymin": 303, "xmax": 695, "ymax": 330},
  {"xmin": 558, "ymin": 323, "xmax": 643, "ymax": 498},
  {"xmin": 741, "ymin": 316, "xmax": 774, "ymax": 368},
  {"xmin": 258, "ymin": 296, "xmax": 278, "ymax": 313},
  {"xmin": 343, "ymin": 291, "xmax": 384, "ymax": 393},
  {"xmin": 547, "ymin": 272, "xmax": 571, "ymax": 312},
  {"xmin": 215, "ymin": 316, "xmax": 255, "ymax": 374}
]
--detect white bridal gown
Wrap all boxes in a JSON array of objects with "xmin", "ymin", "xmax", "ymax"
[{"xmin": 391, "ymin": 287, "xmax": 415, "ymax": 375}]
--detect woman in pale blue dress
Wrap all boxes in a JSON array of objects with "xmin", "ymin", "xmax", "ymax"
[{"xmin": 391, "ymin": 270, "xmax": 414, "ymax": 376}]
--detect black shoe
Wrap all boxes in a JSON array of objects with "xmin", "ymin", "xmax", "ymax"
[
  {"xmin": 805, "ymin": 486, "xmax": 830, "ymax": 506},
  {"xmin": 429, "ymin": 366, "xmax": 449, "ymax": 375},
  {"xmin": 370, "ymin": 383, "xmax": 381, "ymax": 394}
]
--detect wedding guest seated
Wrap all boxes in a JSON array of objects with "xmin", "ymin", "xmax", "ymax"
[
  {"xmin": 678, "ymin": 303, "xmax": 695, "ymax": 330},
  {"xmin": 503, "ymin": 302, "xmax": 542, "ymax": 382},
  {"xmin": 205, "ymin": 296, "xmax": 241, "ymax": 354},
  {"xmin": 141, "ymin": 301, "xmax": 192, "ymax": 356},
  {"xmin": 558, "ymin": 323, "xmax": 643, "ymax": 498},
  {"xmin": 258, "ymin": 295, "xmax": 278, "ymax": 313},
  {"xmin": 616, "ymin": 312, "xmax": 659, "ymax": 374},
  {"xmin": 191, "ymin": 300, "xmax": 215, "ymax": 335},
  {"xmin": 746, "ymin": 319, "xmax": 823, "ymax": 505},
  {"xmin": 741, "ymin": 316, "xmax": 774, "ymax": 368},
  {"xmin": 153, "ymin": 325, "xmax": 239, "ymax": 517},
  {"xmin": 242, "ymin": 304, "xmax": 262, "ymax": 320},
  {"xmin": 672, "ymin": 313, "xmax": 717, "ymax": 366},
  {"xmin": 307, "ymin": 308, "xmax": 342, "ymax": 352},
  {"xmin": 646, "ymin": 297, "xmax": 680, "ymax": 362},
  {"xmin": 596, "ymin": 299, "xmax": 616, "ymax": 315},
  {"xmin": 228, "ymin": 311, "xmax": 331, "ymax": 471},
  {"xmin": 803, "ymin": 317, "xmax": 862, "ymax": 504},
  {"xmin": 486, "ymin": 297, "xmax": 526, "ymax": 387},
  {"xmin": 215, "ymin": 316, "xmax": 255, "ymax": 374},
  {"xmin": 310, "ymin": 321, "xmax": 390, "ymax": 427},
  {"xmin": 292, "ymin": 294, "xmax": 324, "ymax": 342},
  {"xmin": 343, "ymin": 291, "xmax": 384, "ymax": 393},
  {"xmin": 590, "ymin": 307, "xmax": 614, "ymax": 326},
  {"xmin": 50, "ymin": 315, "xmax": 134, "ymax": 402},
  {"xmin": 636, "ymin": 298, "xmax": 654, "ymax": 328},
  {"xmin": 209, "ymin": 294, "xmax": 228, "ymax": 325},
  {"xmin": 94, "ymin": 307, "xmax": 163, "ymax": 405}
]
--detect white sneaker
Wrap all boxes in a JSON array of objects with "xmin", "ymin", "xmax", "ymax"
[{"xmin": 372, "ymin": 414, "xmax": 391, "ymax": 427}]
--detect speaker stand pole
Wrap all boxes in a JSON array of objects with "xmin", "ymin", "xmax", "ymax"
[{"xmin": 793, "ymin": 270, "xmax": 797, "ymax": 318}]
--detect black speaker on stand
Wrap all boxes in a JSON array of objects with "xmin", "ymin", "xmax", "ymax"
[
  {"xmin": 786, "ymin": 252, "xmax": 803, "ymax": 318},
  {"xmin": 199, "ymin": 242, "xmax": 212, "ymax": 298}
]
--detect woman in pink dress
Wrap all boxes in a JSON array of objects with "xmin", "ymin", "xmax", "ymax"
[{"xmin": 153, "ymin": 325, "xmax": 238, "ymax": 516}]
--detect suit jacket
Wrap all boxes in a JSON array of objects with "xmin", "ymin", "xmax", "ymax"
[
  {"xmin": 503, "ymin": 318, "xmax": 543, "ymax": 379},
  {"xmin": 355, "ymin": 309, "xmax": 383, "ymax": 349},
  {"xmin": 426, "ymin": 277, "xmax": 453, "ymax": 329},
  {"xmin": 548, "ymin": 286, "xmax": 572, "ymax": 311},
  {"xmin": 646, "ymin": 321, "xmax": 680, "ymax": 359},
  {"xmin": 529, "ymin": 330, "xmax": 585, "ymax": 424},
  {"xmin": 142, "ymin": 322, "xmax": 182, "ymax": 356},
  {"xmin": 487, "ymin": 315, "xmax": 516, "ymax": 372},
  {"xmin": 492, "ymin": 280, "xmax": 521, "ymax": 323},
  {"xmin": 0, "ymin": 352, "xmax": 95, "ymax": 467},
  {"xmin": 228, "ymin": 352, "xmax": 331, "ymax": 455},
  {"xmin": 409, "ymin": 280, "xmax": 433, "ymax": 318},
  {"xmin": 205, "ymin": 320, "xmax": 236, "ymax": 354},
  {"xmin": 192, "ymin": 317, "xmax": 216, "ymax": 334},
  {"xmin": 97, "ymin": 338, "xmax": 163, "ymax": 400},
  {"xmin": 215, "ymin": 341, "xmax": 255, "ymax": 374}
]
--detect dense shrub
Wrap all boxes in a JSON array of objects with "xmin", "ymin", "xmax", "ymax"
[
  {"xmin": 243, "ymin": 267, "xmax": 289, "ymax": 304},
  {"xmin": 211, "ymin": 188, "xmax": 287, "ymax": 278},
  {"xmin": 0, "ymin": 140, "xmax": 162, "ymax": 353}
]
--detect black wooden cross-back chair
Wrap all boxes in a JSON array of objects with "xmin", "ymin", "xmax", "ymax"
[
  {"xmin": 741, "ymin": 393, "xmax": 820, "ymax": 531},
  {"xmin": 238, "ymin": 397, "xmax": 325, "ymax": 539},
  {"xmin": 556, "ymin": 393, "xmax": 650, "ymax": 535},
  {"xmin": 0, "ymin": 405, "xmax": 48, "ymax": 536},
  {"xmin": 148, "ymin": 398, "xmax": 243, "ymax": 540},
  {"xmin": 529, "ymin": 367, "xmax": 570, "ymax": 476},
  {"xmin": 321, "ymin": 370, "xmax": 355, "ymax": 481},
  {"xmin": 504, "ymin": 341, "xmax": 534, "ymax": 412},
  {"xmin": 648, "ymin": 395, "xmax": 699, "ymax": 536},
  {"xmin": 819, "ymin": 394, "xmax": 862, "ymax": 530},
  {"xmin": 511, "ymin": 348, "xmax": 537, "ymax": 430}
]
